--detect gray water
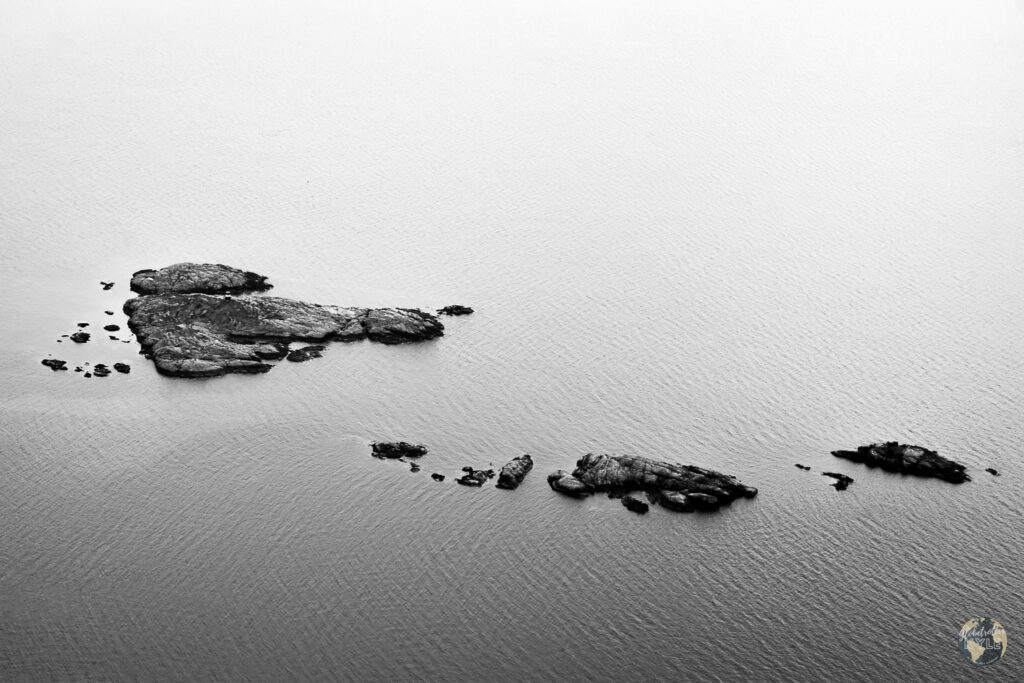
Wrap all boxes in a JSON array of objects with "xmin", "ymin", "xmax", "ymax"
[{"xmin": 2, "ymin": 0, "xmax": 1024, "ymax": 680}]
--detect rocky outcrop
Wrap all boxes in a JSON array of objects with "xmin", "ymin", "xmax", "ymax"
[
  {"xmin": 41, "ymin": 359, "xmax": 67, "ymax": 371},
  {"xmin": 70, "ymin": 332, "xmax": 90, "ymax": 343},
  {"xmin": 103, "ymin": 324, "xmax": 120, "ymax": 332},
  {"xmin": 130, "ymin": 263, "xmax": 272, "ymax": 295},
  {"xmin": 831, "ymin": 442, "xmax": 970, "ymax": 483},
  {"xmin": 114, "ymin": 363, "xmax": 130, "ymax": 374},
  {"xmin": 287, "ymin": 345, "xmax": 326, "ymax": 362},
  {"xmin": 371, "ymin": 442, "xmax": 427, "ymax": 459},
  {"xmin": 496, "ymin": 454, "xmax": 533, "ymax": 489},
  {"xmin": 92, "ymin": 364, "xmax": 111, "ymax": 377},
  {"xmin": 124, "ymin": 292, "xmax": 444, "ymax": 377},
  {"xmin": 548, "ymin": 453, "xmax": 757, "ymax": 513},
  {"xmin": 431, "ymin": 473, "xmax": 445, "ymax": 481},
  {"xmin": 547, "ymin": 470, "xmax": 594, "ymax": 497},
  {"xmin": 822, "ymin": 472, "xmax": 854, "ymax": 491},
  {"xmin": 437, "ymin": 305, "xmax": 474, "ymax": 316},
  {"xmin": 457, "ymin": 467, "xmax": 495, "ymax": 487}
]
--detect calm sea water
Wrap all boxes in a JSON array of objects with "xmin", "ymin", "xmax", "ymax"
[{"xmin": 2, "ymin": 1, "xmax": 1023, "ymax": 680}]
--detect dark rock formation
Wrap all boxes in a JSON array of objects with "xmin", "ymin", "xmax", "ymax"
[
  {"xmin": 70, "ymin": 332, "xmax": 90, "ymax": 343},
  {"xmin": 409, "ymin": 462, "xmax": 421, "ymax": 473},
  {"xmin": 437, "ymin": 305, "xmax": 474, "ymax": 316},
  {"xmin": 621, "ymin": 495, "xmax": 649, "ymax": 514},
  {"xmin": 105, "ymin": 310, "xmax": 114, "ymax": 315},
  {"xmin": 831, "ymin": 442, "xmax": 970, "ymax": 483},
  {"xmin": 74, "ymin": 366, "xmax": 83, "ymax": 372},
  {"xmin": 456, "ymin": 468, "xmax": 494, "ymax": 487},
  {"xmin": 496, "ymin": 454, "xmax": 534, "ymax": 489},
  {"xmin": 822, "ymin": 472, "xmax": 854, "ymax": 491},
  {"xmin": 986, "ymin": 468, "xmax": 1000, "ymax": 476},
  {"xmin": 795, "ymin": 464, "xmax": 811, "ymax": 471},
  {"xmin": 113, "ymin": 363, "xmax": 130, "ymax": 374},
  {"xmin": 83, "ymin": 372, "xmax": 92, "ymax": 378},
  {"xmin": 124, "ymin": 292, "xmax": 443, "ymax": 377},
  {"xmin": 371, "ymin": 442, "xmax": 427, "ymax": 459},
  {"xmin": 41, "ymin": 359, "xmax": 67, "ymax": 371},
  {"xmin": 431, "ymin": 473, "xmax": 445, "ymax": 482},
  {"xmin": 547, "ymin": 470, "xmax": 594, "ymax": 497},
  {"xmin": 130, "ymin": 263, "xmax": 272, "ymax": 295},
  {"xmin": 287, "ymin": 345, "xmax": 326, "ymax": 362},
  {"xmin": 77, "ymin": 322, "xmax": 89, "ymax": 328},
  {"xmin": 548, "ymin": 453, "xmax": 757, "ymax": 513},
  {"xmin": 101, "ymin": 281, "xmax": 114, "ymax": 290},
  {"xmin": 92, "ymin": 364, "xmax": 111, "ymax": 377},
  {"xmin": 253, "ymin": 343, "xmax": 289, "ymax": 360},
  {"xmin": 104, "ymin": 324, "xmax": 120, "ymax": 332}
]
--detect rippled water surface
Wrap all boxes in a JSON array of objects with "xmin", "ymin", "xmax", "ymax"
[{"xmin": 2, "ymin": 1, "xmax": 1023, "ymax": 680}]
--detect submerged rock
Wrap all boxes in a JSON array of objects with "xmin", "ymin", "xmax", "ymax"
[
  {"xmin": 437, "ymin": 305, "xmax": 474, "ymax": 316},
  {"xmin": 70, "ymin": 332, "xmax": 90, "ymax": 343},
  {"xmin": 795, "ymin": 463, "xmax": 811, "ymax": 471},
  {"xmin": 287, "ymin": 345, "xmax": 326, "ymax": 362},
  {"xmin": 986, "ymin": 468, "xmax": 1000, "ymax": 476},
  {"xmin": 496, "ymin": 454, "xmax": 534, "ymax": 490},
  {"xmin": 831, "ymin": 442, "xmax": 970, "ymax": 483},
  {"xmin": 130, "ymin": 263, "xmax": 272, "ymax": 295},
  {"xmin": 41, "ymin": 358, "xmax": 67, "ymax": 371},
  {"xmin": 371, "ymin": 442, "xmax": 427, "ymax": 459},
  {"xmin": 822, "ymin": 472, "xmax": 854, "ymax": 491},
  {"xmin": 621, "ymin": 495, "xmax": 649, "ymax": 514},
  {"xmin": 431, "ymin": 473, "xmax": 445, "ymax": 482},
  {"xmin": 124, "ymin": 291, "xmax": 443, "ymax": 377},
  {"xmin": 548, "ymin": 453, "xmax": 757, "ymax": 513}
]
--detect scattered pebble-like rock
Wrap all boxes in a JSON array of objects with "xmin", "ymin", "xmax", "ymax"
[
  {"xmin": 456, "ymin": 468, "xmax": 494, "ymax": 487},
  {"xmin": 92, "ymin": 364, "xmax": 111, "ymax": 377},
  {"xmin": 104, "ymin": 324, "xmax": 120, "ymax": 332},
  {"xmin": 986, "ymin": 468, "xmax": 1000, "ymax": 476},
  {"xmin": 113, "ymin": 363, "xmax": 130, "ymax": 374},
  {"xmin": 101, "ymin": 281, "xmax": 114, "ymax": 290},
  {"xmin": 795, "ymin": 463, "xmax": 811, "ymax": 471},
  {"xmin": 70, "ymin": 332, "xmax": 90, "ymax": 343},
  {"xmin": 431, "ymin": 473, "xmax": 445, "ymax": 482},
  {"xmin": 41, "ymin": 359, "xmax": 67, "ymax": 371}
]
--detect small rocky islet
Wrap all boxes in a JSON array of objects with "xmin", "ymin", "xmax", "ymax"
[
  {"xmin": 548, "ymin": 453, "xmax": 758, "ymax": 513},
  {"xmin": 123, "ymin": 263, "xmax": 446, "ymax": 377},
  {"xmin": 831, "ymin": 442, "xmax": 971, "ymax": 483}
]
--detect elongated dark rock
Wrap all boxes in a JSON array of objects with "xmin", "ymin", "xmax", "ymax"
[
  {"xmin": 822, "ymin": 472, "xmax": 854, "ymax": 490},
  {"xmin": 41, "ymin": 359, "xmax": 67, "ymax": 371},
  {"xmin": 831, "ymin": 442, "xmax": 970, "ymax": 483},
  {"xmin": 124, "ymin": 292, "xmax": 443, "ymax": 377},
  {"xmin": 130, "ymin": 263, "xmax": 272, "ymax": 295},
  {"xmin": 287, "ymin": 345, "xmax": 326, "ymax": 362},
  {"xmin": 496, "ymin": 454, "xmax": 533, "ymax": 489},
  {"xmin": 548, "ymin": 453, "xmax": 757, "ymax": 513},
  {"xmin": 372, "ymin": 442, "xmax": 427, "ymax": 459},
  {"xmin": 437, "ymin": 305, "xmax": 474, "ymax": 316}
]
